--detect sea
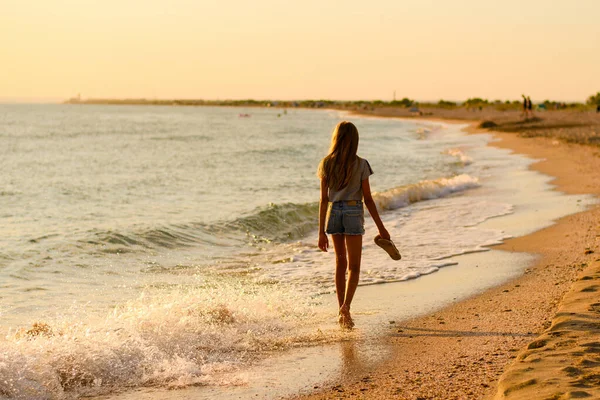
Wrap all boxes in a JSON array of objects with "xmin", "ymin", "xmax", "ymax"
[{"xmin": 0, "ymin": 104, "xmax": 594, "ymax": 399}]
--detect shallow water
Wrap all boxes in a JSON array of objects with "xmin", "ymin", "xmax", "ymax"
[{"xmin": 0, "ymin": 105, "xmax": 594, "ymax": 399}]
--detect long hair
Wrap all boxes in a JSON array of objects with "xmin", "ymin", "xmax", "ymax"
[{"xmin": 317, "ymin": 121, "xmax": 359, "ymax": 190}]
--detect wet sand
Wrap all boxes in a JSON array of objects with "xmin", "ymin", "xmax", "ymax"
[{"xmin": 294, "ymin": 115, "xmax": 600, "ymax": 399}]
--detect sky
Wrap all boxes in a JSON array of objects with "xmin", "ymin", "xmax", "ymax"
[{"xmin": 1, "ymin": 0, "xmax": 599, "ymax": 102}]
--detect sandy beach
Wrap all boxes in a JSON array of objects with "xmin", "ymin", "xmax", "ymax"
[
  {"xmin": 293, "ymin": 110, "xmax": 600, "ymax": 399},
  {"xmin": 4, "ymin": 0, "xmax": 599, "ymax": 397},
  {"xmin": 3, "ymin": 104, "xmax": 599, "ymax": 399}
]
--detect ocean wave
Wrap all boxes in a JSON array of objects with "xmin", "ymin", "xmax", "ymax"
[
  {"xmin": 226, "ymin": 202, "xmax": 319, "ymax": 242},
  {"xmin": 0, "ymin": 280, "xmax": 338, "ymax": 398},
  {"xmin": 149, "ymin": 134, "xmax": 213, "ymax": 141},
  {"xmin": 0, "ymin": 190, "xmax": 21, "ymax": 196},
  {"xmin": 414, "ymin": 124, "xmax": 442, "ymax": 139},
  {"xmin": 443, "ymin": 148, "xmax": 473, "ymax": 166},
  {"xmin": 228, "ymin": 175, "xmax": 480, "ymax": 242},
  {"xmin": 372, "ymin": 174, "xmax": 480, "ymax": 211},
  {"xmin": 81, "ymin": 175, "xmax": 479, "ymax": 252},
  {"xmin": 84, "ymin": 223, "xmax": 238, "ymax": 254},
  {"xmin": 233, "ymin": 143, "xmax": 317, "ymax": 159},
  {"xmin": 83, "ymin": 203, "xmax": 319, "ymax": 254}
]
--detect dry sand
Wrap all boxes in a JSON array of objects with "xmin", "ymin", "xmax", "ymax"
[
  {"xmin": 346, "ymin": 107, "xmax": 600, "ymax": 146},
  {"xmin": 293, "ymin": 113, "xmax": 600, "ymax": 399},
  {"xmin": 490, "ymin": 135, "xmax": 600, "ymax": 400}
]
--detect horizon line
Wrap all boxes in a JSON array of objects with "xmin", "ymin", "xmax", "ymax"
[{"xmin": 1, "ymin": 95, "xmax": 593, "ymax": 105}]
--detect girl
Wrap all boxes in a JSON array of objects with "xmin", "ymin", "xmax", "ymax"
[{"xmin": 317, "ymin": 121, "xmax": 390, "ymax": 329}]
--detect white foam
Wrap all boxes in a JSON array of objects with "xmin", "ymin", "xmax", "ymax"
[
  {"xmin": 443, "ymin": 148, "xmax": 473, "ymax": 165},
  {"xmin": 0, "ymin": 281, "xmax": 340, "ymax": 398},
  {"xmin": 372, "ymin": 174, "xmax": 480, "ymax": 211},
  {"xmin": 248, "ymin": 193, "xmax": 514, "ymax": 294}
]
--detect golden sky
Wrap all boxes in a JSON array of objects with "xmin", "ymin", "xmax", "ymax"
[{"xmin": 2, "ymin": 0, "xmax": 599, "ymax": 102}]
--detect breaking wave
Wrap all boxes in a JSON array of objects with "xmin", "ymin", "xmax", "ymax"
[
  {"xmin": 81, "ymin": 175, "xmax": 480, "ymax": 254},
  {"xmin": 0, "ymin": 280, "xmax": 339, "ymax": 399},
  {"xmin": 443, "ymin": 148, "xmax": 473, "ymax": 166},
  {"xmin": 372, "ymin": 174, "xmax": 480, "ymax": 211}
]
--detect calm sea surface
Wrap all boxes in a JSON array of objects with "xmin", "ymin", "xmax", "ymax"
[{"xmin": 0, "ymin": 104, "xmax": 591, "ymax": 398}]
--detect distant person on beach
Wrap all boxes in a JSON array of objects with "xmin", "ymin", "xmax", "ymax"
[
  {"xmin": 522, "ymin": 94, "xmax": 529, "ymax": 119},
  {"xmin": 317, "ymin": 121, "xmax": 392, "ymax": 329},
  {"xmin": 596, "ymin": 104, "xmax": 600, "ymax": 113},
  {"xmin": 527, "ymin": 96, "xmax": 533, "ymax": 117}
]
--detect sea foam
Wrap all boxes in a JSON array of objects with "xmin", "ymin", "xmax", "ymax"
[
  {"xmin": 443, "ymin": 148, "xmax": 474, "ymax": 165},
  {"xmin": 0, "ymin": 280, "xmax": 337, "ymax": 399},
  {"xmin": 372, "ymin": 174, "xmax": 480, "ymax": 211}
]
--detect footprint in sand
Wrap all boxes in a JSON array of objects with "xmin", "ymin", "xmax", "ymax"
[
  {"xmin": 577, "ymin": 357, "xmax": 600, "ymax": 367},
  {"xmin": 562, "ymin": 366, "xmax": 582, "ymax": 377},
  {"xmin": 588, "ymin": 302, "xmax": 600, "ymax": 313},
  {"xmin": 581, "ymin": 285, "xmax": 599, "ymax": 292},
  {"xmin": 527, "ymin": 339, "xmax": 548, "ymax": 350},
  {"xmin": 562, "ymin": 390, "xmax": 594, "ymax": 398},
  {"xmin": 581, "ymin": 342, "xmax": 600, "ymax": 354},
  {"xmin": 570, "ymin": 373, "xmax": 600, "ymax": 388}
]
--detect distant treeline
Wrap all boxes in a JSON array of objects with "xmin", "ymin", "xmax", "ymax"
[
  {"xmin": 65, "ymin": 93, "xmax": 600, "ymax": 110},
  {"xmin": 65, "ymin": 98, "xmax": 340, "ymax": 108}
]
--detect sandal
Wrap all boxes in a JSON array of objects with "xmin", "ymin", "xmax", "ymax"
[{"xmin": 374, "ymin": 235, "xmax": 401, "ymax": 260}]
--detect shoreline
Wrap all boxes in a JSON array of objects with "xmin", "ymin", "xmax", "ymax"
[
  {"xmin": 100, "ymin": 115, "xmax": 557, "ymax": 400},
  {"xmin": 7, "ymin": 104, "xmax": 598, "ymax": 399},
  {"xmin": 293, "ymin": 118, "xmax": 600, "ymax": 399}
]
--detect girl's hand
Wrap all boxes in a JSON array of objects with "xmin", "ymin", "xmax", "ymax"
[
  {"xmin": 379, "ymin": 228, "xmax": 391, "ymax": 241},
  {"xmin": 318, "ymin": 232, "xmax": 329, "ymax": 252}
]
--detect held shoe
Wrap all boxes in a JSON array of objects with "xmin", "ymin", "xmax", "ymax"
[{"xmin": 374, "ymin": 235, "xmax": 401, "ymax": 260}]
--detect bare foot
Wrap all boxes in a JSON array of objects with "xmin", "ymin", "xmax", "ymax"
[{"xmin": 338, "ymin": 305, "xmax": 354, "ymax": 329}]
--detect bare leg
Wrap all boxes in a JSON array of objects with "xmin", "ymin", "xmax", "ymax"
[
  {"xmin": 331, "ymin": 234, "xmax": 347, "ymax": 308},
  {"xmin": 337, "ymin": 235, "xmax": 362, "ymax": 328},
  {"xmin": 342, "ymin": 235, "xmax": 363, "ymax": 311}
]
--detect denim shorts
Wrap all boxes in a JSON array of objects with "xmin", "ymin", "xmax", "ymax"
[{"xmin": 326, "ymin": 201, "xmax": 365, "ymax": 235}]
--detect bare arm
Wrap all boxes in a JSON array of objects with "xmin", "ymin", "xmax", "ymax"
[
  {"xmin": 362, "ymin": 178, "xmax": 390, "ymax": 240},
  {"xmin": 318, "ymin": 178, "xmax": 329, "ymax": 251}
]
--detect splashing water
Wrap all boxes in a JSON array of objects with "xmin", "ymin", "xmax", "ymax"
[{"xmin": 0, "ymin": 279, "xmax": 341, "ymax": 399}]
